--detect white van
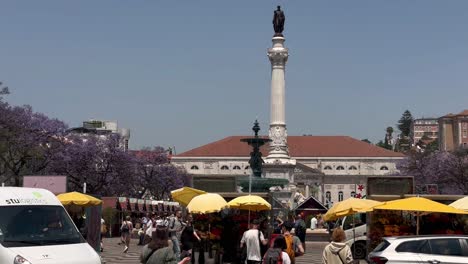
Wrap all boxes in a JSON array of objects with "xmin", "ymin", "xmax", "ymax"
[
  {"xmin": 336, "ymin": 213, "xmax": 368, "ymax": 259},
  {"xmin": 0, "ymin": 187, "xmax": 101, "ymax": 264}
]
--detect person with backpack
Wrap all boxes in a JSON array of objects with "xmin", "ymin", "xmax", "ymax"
[
  {"xmin": 322, "ymin": 228, "xmax": 354, "ymax": 264},
  {"xmin": 262, "ymin": 235, "xmax": 291, "ymax": 264},
  {"xmin": 281, "ymin": 222, "xmax": 304, "ymax": 264},
  {"xmin": 121, "ymin": 216, "xmax": 133, "ymax": 253},
  {"xmin": 240, "ymin": 219, "xmax": 268, "ymax": 264},
  {"xmin": 293, "ymin": 214, "xmax": 306, "ymax": 251}
]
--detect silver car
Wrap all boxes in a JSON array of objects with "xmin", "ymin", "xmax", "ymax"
[{"xmin": 368, "ymin": 235, "xmax": 468, "ymax": 264}]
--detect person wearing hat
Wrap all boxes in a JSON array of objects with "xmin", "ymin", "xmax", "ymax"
[{"xmin": 240, "ymin": 219, "xmax": 268, "ymax": 264}]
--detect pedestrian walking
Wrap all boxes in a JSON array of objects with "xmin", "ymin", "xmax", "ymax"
[
  {"xmin": 168, "ymin": 210, "xmax": 184, "ymax": 261},
  {"xmin": 262, "ymin": 235, "xmax": 291, "ymax": 264},
  {"xmin": 294, "ymin": 214, "xmax": 306, "ymax": 251},
  {"xmin": 100, "ymin": 218, "xmax": 107, "ymax": 252},
  {"xmin": 322, "ymin": 228, "xmax": 354, "ymax": 264},
  {"xmin": 310, "ymin": 215, "xmax": 318, "ymax": 230},
  {"xmin": 180, "ymin": 214, "xmax": 201, "ymax": 263},
  {"xmin": 240, "ymin": 219, "xmax": 268, "ymax": 264},
  {"xmin": 120, "ymin": 216, "xmax": 133, "ymax": 253},
  {"xmin": 281, "ymin": 221, "xmax": 304, "ymax": 264},
  {"xmin": 140, "ymin": 227, "xmax": 191, "ymax": 264}
]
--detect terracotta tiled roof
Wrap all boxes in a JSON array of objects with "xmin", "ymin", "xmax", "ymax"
[
  {"xmin": 440, "ymin": 109, "xmax": 468, "ymax": 118},
  {"xmin": 175, "ymin": 136, "xmax": 404, "ymax": 158}
]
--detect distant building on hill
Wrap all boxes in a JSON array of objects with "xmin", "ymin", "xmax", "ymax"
[
  {"xmin": 68, "ymin": 119, "xmax": 130, "ymax": 151},
  {"xmin": 411, "ymin": 118, "xmax": 439, "ymax": 145},
  {"xmin": 439, "ymin": 110, "xmax": 468, "ymax": 151}
]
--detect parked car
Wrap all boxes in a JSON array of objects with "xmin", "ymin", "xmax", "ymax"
[
  {"xmin": 336, "ymin": 213, "xmax": 368, "ymax": 259},
  {"xmin": 368, "ymin": 235, "xmax": 468, "ymax": 264}
]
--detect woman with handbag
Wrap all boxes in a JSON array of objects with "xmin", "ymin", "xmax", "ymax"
[
  {"xmin": 322, "ymin": 228, "xmax": 354, "ymax": 264},
  {"xmin": 121, "ymin": 216, "xmax": 133, "ymax": 253}
]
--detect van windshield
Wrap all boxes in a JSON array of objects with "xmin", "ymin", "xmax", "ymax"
[{"xmin": 0, "ymin": 205, "xmax": 85, "ymax": 247}]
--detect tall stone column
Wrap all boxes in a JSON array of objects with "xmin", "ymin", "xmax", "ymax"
[{"xmin": 266, "ymin": 35, "xmax": 292, "ymax": 163}]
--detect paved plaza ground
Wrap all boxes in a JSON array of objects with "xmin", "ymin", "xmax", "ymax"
[{"xmin": 100, "ymin": 237, "xmax": 367, "ymax": 264}]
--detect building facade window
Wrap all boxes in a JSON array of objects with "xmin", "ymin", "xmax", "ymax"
[
  {"xmin": 245, "ymin": 166, "xmax": 250, "ymax": 170},
  {"xmin": 349, "ymin": 166, "xmax": 357, "ymax": 170},
  {"xmin": 190, "ymin": 165, "xmax": 199, "ymax": 170},
  {"xmin": 338, "ymin": 191, "xmax": 344, "ymax": 201},
  {"xmin": 380, "ymin": 166, "xmax": 389, "ymax": 171},
  {"xmin": 233, "ymin": 166, "xmax": 241, "ymax": 170},
  {"xmin": 220, "ymin": 165, "xmax": 229, "ymax": 170},
  {"xmin": 351, "ymin": 191, "xmax": 356, "ymax": 198},
  {"xmin": 324, "ymin": 166, "xmax": 332, "ymax": 170},
  {"xmin": 336, "ymin": 166, "xmax": 345, "ymax": 170},
  {"xmin": 326, "ymin": 191, "xmax": 331, "ymax": 203}
]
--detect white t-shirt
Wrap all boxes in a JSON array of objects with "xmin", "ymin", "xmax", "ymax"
[
  {"xmin": 145, "ymin": 219, "xmax": 153, "ymax": 236},
  {"xmin": 311, "ymin": 217, "xmax": 317, "ymax": 229},
  {"xmin": 281, "ymin": 252, "xmax": 291, "ymax": 264},
  {"xmin": 240, "ymin": 229, "xmax": 265, "ymax": 261}
]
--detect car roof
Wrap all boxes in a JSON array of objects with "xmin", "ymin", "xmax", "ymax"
[
  {"xmin": 383, "ymin": 235, "xmax": 468, "ymax": 241},
  {"xmin": 0, "ymin": 187, "xmax": 62, "ymax": 206}
]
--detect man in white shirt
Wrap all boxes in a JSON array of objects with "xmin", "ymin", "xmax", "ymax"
[
  {"xmin": 240, "ymin": 219, "xmax": 268, "ymax": 264},
  {"xmin": 310, "ymin": 216, "xmax": 318, "ymax": 230},
  {"xmin": 145, "ymin": 213, "xmax": 155, "ymax": 238}
]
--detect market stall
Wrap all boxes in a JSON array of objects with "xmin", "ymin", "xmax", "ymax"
[{"xmin": 57, "ymin": 192, "xmax": 102, "ymax": 252}]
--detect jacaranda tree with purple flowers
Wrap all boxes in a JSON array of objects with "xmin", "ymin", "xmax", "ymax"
[
  {"xmin": 130, "ymin": 147, "xmax": 190, "ymax": 200},
  {"xmin": 49, "ymin": 133, "xmax": 134, "ymax": 196},
  {"xmin": 397, "ymin": 148, "xmax": 468, "ymax": 194},
  {"xmin": 0, "ymin": 101, "xmax": 67, "ymax": 186}
]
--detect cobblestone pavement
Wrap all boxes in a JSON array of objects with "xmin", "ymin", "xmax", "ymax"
[{"xmin": 101, "ymin": 237, "xmax": 367, "ymax": 264}]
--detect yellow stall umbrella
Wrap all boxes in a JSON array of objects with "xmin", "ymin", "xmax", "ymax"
[
  {"xmin": 228, "ymin": 195, "xmax": 271, "ymax": 211},
  {"xmin": 171, "ymin": 187, "xmax": 206, "ymax": 207},
  {"xmin": 449, "ymin": 196, "xmax": 468, "ymax": 211},
  {"xmin": 373, "ymin": 196, "xmax": 468, "ymax": 235},
  {"xmin": 187, "ymin": 193, "xmax": 228, "ymax": 214},
  {"xmin": 228, "ymin": 194, "xmax": 271, "ymax": 224},
  {"xmin": 323, "ymin": 197, "xmax": 383, "ymax": 221},
  {"xmin": 57, "ymin": 191, "xmax": 102, "ymax": 207}
]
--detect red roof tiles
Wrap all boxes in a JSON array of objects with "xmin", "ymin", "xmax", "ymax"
[{"xmin": 176, "ymin": 136, "xmax": 404, "ymax": 158}]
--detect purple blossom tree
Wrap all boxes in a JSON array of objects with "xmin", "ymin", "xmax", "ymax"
[
  {"xmin": 49, "ymin": 134, "xmax": 134, "ymax": 196},
  {"xmin": 130, "ymin": 147, "xmax": 190, "ymax": 199},
  {"xmin": 397, "ymin": 149, "xmax": 468, "ymax": 194},
  {"xmin": 0, "ymin": 102, "xmax": 67, "ymax": 186}
]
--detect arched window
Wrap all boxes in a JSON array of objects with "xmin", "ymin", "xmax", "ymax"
[
  {"xmin": 245, "ymin": 166, "xmax": 250, "ymax": 170},
  {"xmin": 324, "ymin": 166, "xmax": 332, "ymax": 170},
  {"xmin": 349, "ymin": 166, "xmax": 357, "ymax": 170},
  {"xmin": 336, "ymin": 166, "xmax": 345, "ymax": 170},
  {"xmin": 338, "ymin": 191, "xmax": 344, "ymax": 201},
  {"xmin": 190, "ymin": 165, "xmax": 199, "ymax": 170},
  {"xmin": 351, "ymin": 191, "xmax": 356, "ymax": 198},
  {"xmin": 380, "ymin": 166, "xmax": 389, "ymax": 171},
  {"xmin": 220, "ymin": 165, "xmax": 229, "ymax": 170},
  {"xmin": 325, "ymin": 191, "xmax": 331, "ymax": 202},
  {"xmin": 233, "ymin": 166, "xmax": 241, "ymax": 170}
]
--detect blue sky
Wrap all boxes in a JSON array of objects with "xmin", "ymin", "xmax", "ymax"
[{"xmin": 1, "ymin": 1, "xmax": 468, "ymax": 153}]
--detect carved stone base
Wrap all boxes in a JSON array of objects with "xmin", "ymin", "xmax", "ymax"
[{"xmin": 262, "ymin": 161, "xmax": 296, "ymax": 183}]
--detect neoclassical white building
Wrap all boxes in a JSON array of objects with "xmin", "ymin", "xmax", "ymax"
[{"xmin": 172, "ymin": 135, "xmax": 404, "ymax": 206}]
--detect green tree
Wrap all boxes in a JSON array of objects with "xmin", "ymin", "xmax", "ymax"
[
  {"xmin": 361, "ymin": 139, "xmax": 372, "ymax": 144},
  {"xmin": 397, "ymin": 110, "xmax": 413, "ymax": 137}
]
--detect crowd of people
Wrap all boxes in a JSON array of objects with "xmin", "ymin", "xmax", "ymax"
[{"xmin": 115, "ymin": 211, "xmax": 354, "ymax": 264}]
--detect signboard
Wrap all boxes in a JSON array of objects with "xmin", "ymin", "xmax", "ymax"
[
  {"xmin": 23, "ymin": 175, "xmax": 67, "ymax": 194},
  {"xmin": 367, "ymin": 176, "xmax": 414, "ymax": 197}
]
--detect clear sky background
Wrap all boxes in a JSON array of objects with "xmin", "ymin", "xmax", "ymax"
[{"xmin": 1, "ymin": 1, "xmax": 468, "ymax": 153}]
